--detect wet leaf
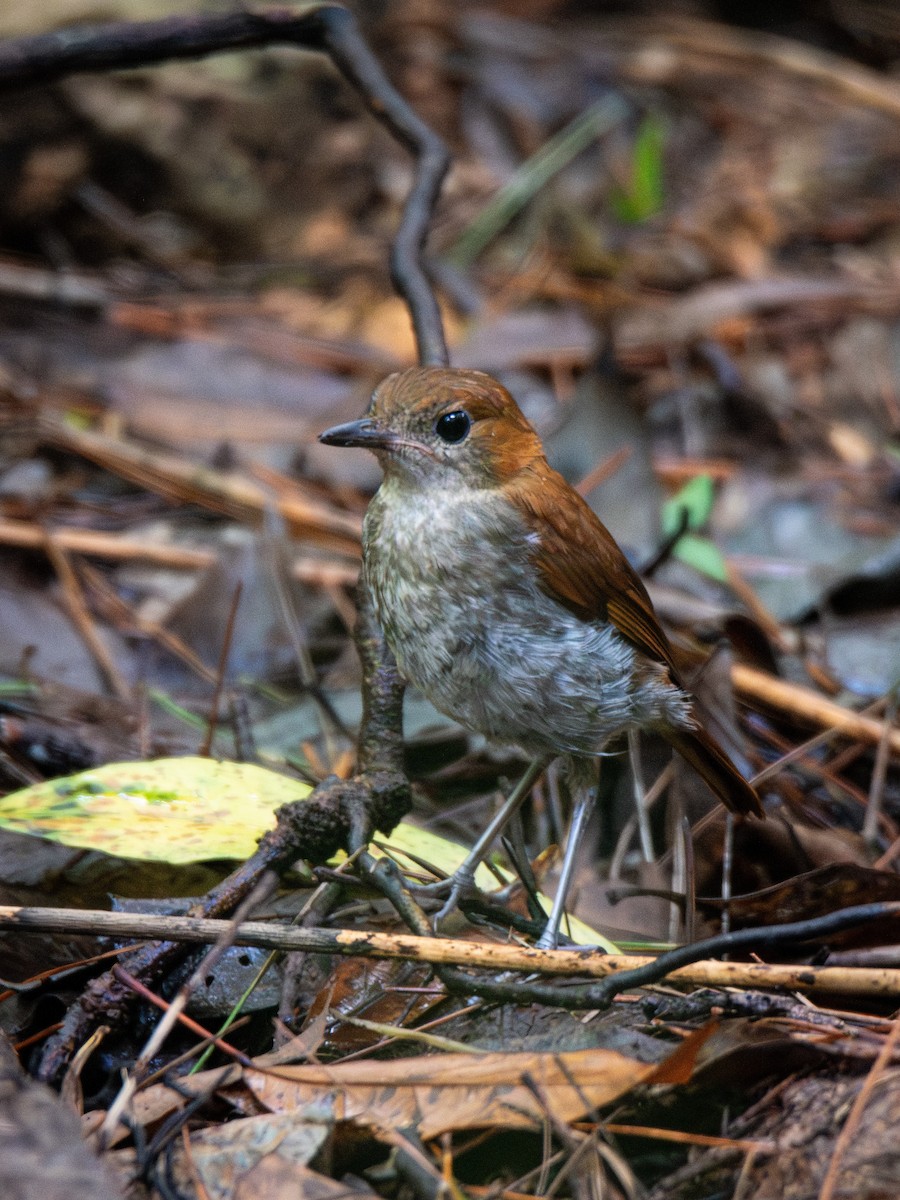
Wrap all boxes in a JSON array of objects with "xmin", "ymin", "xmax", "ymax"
[
  {"xmin": 0, "ymin": 757, "xmax": 311, "ymax": 863},
  {"xmin": 304, "ymin": 956, "xmax": 440, "ymax": 1057},
  {"xmin": 703, "ymin": 863, "xmax": 900, "ymax": 947}
]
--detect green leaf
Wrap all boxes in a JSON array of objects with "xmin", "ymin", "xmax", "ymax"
[
  {"xmin": 661, "ymin": 473, "xmax": 715, "ymax": 536},
  {"xmin": 660, "ymin": 475, "xmax": 727, "ymax": 581},
  {"xmin": 611, "ymin": 113, "xmax": 665, "ymax": 224},
  {"xmin": 674, "ymin": 533, "xmax": 728, "ymax": 583}
]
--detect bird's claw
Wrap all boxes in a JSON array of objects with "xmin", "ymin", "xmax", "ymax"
[
  {"xmin": 412, "ymin": 866, "xmax": 479, "ymax": 929},
  {"xmin": 533, "ymin": 926, "xmax": 559, "ymax": 951},
  {"xmin": 432, "ymin": 879, "xmax": 468, "ymax": 929}
]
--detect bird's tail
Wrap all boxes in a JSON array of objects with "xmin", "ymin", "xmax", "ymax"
[{"xmin": 664, "ymin": 724, "xmax": 763, "ymax": 817}]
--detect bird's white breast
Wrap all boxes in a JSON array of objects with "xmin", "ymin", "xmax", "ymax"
[{"xmin": 363, "ymin": 478, "xmax": 687, "ymax": 757}]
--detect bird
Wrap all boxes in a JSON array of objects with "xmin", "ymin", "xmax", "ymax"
[{"xmin": 319, "ymin": 366, "xmax": 762, "ymax": 945}]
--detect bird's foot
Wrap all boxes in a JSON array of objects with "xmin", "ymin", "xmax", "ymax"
[
  {"xmin": 412, "ymin": 866, "xmax": 480, "ymax": 930},
  {"xmin": 533, "ymin": 924, "xmax": 560, "ymax": 951}
]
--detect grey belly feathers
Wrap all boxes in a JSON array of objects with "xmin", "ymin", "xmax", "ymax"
[{"xmin": 364, "ymin": 479, "xmax": 692, "ymax": 760}]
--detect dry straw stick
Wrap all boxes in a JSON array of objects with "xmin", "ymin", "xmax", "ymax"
[{"xmin": 2, "ymin": 906, "xmax": 900, "ymax": 1002}]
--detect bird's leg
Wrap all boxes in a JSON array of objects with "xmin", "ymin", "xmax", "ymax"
[
  {"xmin": 534, "ymin": 781, "xmax": 596, "ymax": 950},
  {"xmin": 628, "ymin": 728, "xmax": 654, "ymax": 862},
  {"xmin": 417, "ymin": 757, "xmax": 548, "ymax": 924}
]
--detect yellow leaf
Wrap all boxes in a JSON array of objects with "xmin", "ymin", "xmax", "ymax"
[
  {"xmin": 0, "ymin": 757, "xmax": 310, "ymax": 864},
  {"xmin": 370, "ymin": 824, "xmax": 504, "ymax": 891}
]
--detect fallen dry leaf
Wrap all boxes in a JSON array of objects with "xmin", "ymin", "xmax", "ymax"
[
  {"xmin": 245, "ymin": 1045, "xmax": 657, "ymax": 1139},
  {"xmin": 171, "ymin": 1112, "xmax": 334, "ymax": 1200}
]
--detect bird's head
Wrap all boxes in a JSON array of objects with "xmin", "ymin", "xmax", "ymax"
[{"xmin": 318, "ymin": 367, "xmax": 543, "ymax": 489}]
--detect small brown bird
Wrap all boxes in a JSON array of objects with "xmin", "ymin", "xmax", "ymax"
[{"xmin": 320, "ymin": 367, "xmax": 762, "ymax": 941}]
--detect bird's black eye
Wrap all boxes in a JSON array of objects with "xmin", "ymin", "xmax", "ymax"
[{"xmin": 434, "ymin": 410, "xmax": 471, "ymax": 444}]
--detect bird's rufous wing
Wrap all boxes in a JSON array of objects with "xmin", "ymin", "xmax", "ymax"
[
  {"xmin": 509, "ymin": 464, "xmax": 679, "ymax": 676},
  {"xmin": 509, "ymin": 463, "xmax": 763, "ymax": 816}
]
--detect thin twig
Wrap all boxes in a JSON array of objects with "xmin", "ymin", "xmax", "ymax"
[
  {"xmin": 42, "ymin": 532, "xmax": 131, "ymax": 700},
  {"xmin": 0, "ymin": 515, "xmax": 359, "ymax": 608},
  {"xmin": 43, "ymin": 417, "xmax": 363, "ymax": 551},
  {"xmin": 78, "ymin": 560, "xmax": 217, "ymax": 685},
  {"xmin": 574, "ymin": 446, "xmax": 632, "ymax": 498},
  {"xmin": 863, "ymin": 692, "xmax": 899, "ymax": 845},
  {"xmin": 260, "ymin": 508, "xmax": 349, "ymax": 749},
  {"xmin": 733, "ymin": 663, "xmax": 900, "ymax": 755},
  {"xmin": 749, "ymin": 701, "xmax": 885, "ymax": 788},
  {"xmin": 198, "ymin": 581, "xmax": 242, "ymax": 757},
  {"xmin": 720, "ymin": 811, "xmax": 734, "ymax": 937},
  {"xmin": 6, "ymin": 903, "xmax": 900, "ymax": 1003},
  {"xmin": 669, "ymin": 806, "xmax": 685, "ymax": 944},
  {"xmin": 0, "ymin": 519, "xmax": 216, "ymax": 568},
  {"xmin": 680, "ymin": 815, "xmax": 696, "ymax": 944},
  {"xmin": 628, "ymin": 728, "xmax": 654, "ymax": 864},
  {"xmin": 320, "ymin": 9, "xmax": 450, "ymax": 365},
  {"xmin": 609, "ymin": 762, "xmax": 674, "ymax": 879},
  {"xmin": 629, "ymin": 15, "xmax": 900, "ymax": 120}
]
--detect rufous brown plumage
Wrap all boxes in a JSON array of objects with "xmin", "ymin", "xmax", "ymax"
[{"xmin": 320, "ymin": 366, "xmax": 762, "ymax": 819}]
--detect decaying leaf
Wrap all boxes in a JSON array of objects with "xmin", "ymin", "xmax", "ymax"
[
  {"xmin": 246, "ymin": 1045, "xmax": 657, "ymax": 1139},
  {"xmin": 170, "ymin": 1112, "xmax": 333, "ymax": 1200},
  {"xmin": 126, "ymin": 1045, "xmax": 658, "ymax": 1149}
]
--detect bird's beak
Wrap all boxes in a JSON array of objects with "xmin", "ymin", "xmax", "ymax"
[{"xmin": 318, "ymin": 417, "xmax": 398, "ymax": 450}]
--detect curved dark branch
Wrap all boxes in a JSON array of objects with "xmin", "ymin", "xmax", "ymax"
[
  {"xmin": 317, "ymin": 10, "xmax": 450, "ymax": 367},
  {"xmin": 437, "ymin": 900, "xmax": 900, "ymax": 1010},
  {"xmin": 0, "ymin": 3, "xmax": 450, "ymax": 366}
]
